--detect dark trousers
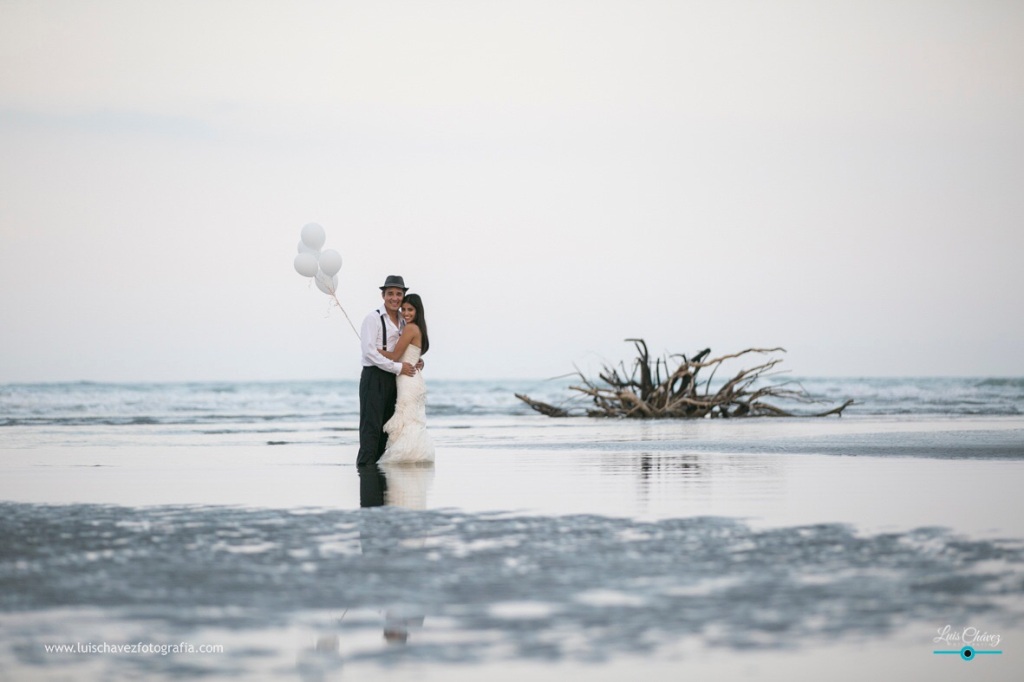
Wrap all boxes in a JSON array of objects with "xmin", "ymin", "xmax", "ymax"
[{"xmin": 357, "ymin": 365, "xmax": 397, "ymax": 466}]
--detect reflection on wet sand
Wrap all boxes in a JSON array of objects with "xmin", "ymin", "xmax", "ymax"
[
  {"xmin": 298, "ymin": 463, "xmax": 437, "ymax": 679},
  {"xmin": 362, "ymin": 464, "xmax": 434, "ymax": 644},
  {"xmin": 343, "ymin": 464, "xmax": 435, "ymax": 660},
  {"xmin": 358, "ymin": 462, "xmax": 436, "ymax": 510},
  {"xmin": 380, "ymin": 463, "xmax": 435, "ymax": 510},
  {"xmin": 295, "ymin": 633, "xmax": 344, "ymax": 682}
]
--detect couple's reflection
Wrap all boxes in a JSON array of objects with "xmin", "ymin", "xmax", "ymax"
[
  {"xmin": 358, "ymin": 464, "xmax": 388, "ymax": 508},
  {"xmin": 358, "ymin": 462, "xmax": 435, "ymax": 644},
  {"xmin": 358, "ymin": 462, "xmax": 434, "ymax": 510},
  {"xmin": 297, "ymin": 462, "xmax": 435, "ymax": 680}
]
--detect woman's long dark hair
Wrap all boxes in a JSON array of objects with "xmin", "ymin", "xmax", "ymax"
[{"xmin": 402, "ymin": 293, "xmax": 429, "ymax": 355}]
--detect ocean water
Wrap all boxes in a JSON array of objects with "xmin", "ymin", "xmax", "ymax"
[
  {"xmin": 0, "ymin": 376, "xmax": 1021, "ymax": 449},
  {"xmin": 2, "ymin": 377, "xmax": 1023, "ymax": 679}
]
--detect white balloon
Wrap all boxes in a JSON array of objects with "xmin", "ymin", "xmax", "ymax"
[
  {"xmin": 293, "ymin": 252, "xmax": 319, "ymax": 277},
  {"xmin": 300, "ymin": 223, "xmax": 326, "ymax": 251},
  {"xmin": 314, "ymin": 271, "xmax": 338, "ymax": 295},
  {"xmin": 297, "ymin": 239, "xmax": 319, "ymax": 255},
  {"xmin": 318, "ymin": 249, "xmax": 342, "ymax": 276}
]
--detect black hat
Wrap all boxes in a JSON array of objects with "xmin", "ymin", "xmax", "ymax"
[{"xmin": 380, "ymin": 275, "xmax": 408, "ymax": 292}]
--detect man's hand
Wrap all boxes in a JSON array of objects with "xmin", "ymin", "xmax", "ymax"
[
  {"xmin": 416, "ymin": 359, "xmax": 425, "ymax": 371},
  {"xmin": 400, "ymin": 362, "xmax": 417, "ymax": 377}
]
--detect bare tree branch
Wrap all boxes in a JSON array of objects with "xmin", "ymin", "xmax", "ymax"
[{"xmin": 517, "ymin": 340, "xmax": 852, "ymax": 419}]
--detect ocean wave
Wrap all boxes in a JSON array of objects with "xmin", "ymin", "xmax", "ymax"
[
  {"xmin": 977, "ymin": 377, "xmax": 1024, "ymax": 386},
  {"xmin": 0, "ymin": 379, "xmax": 1020, "ymax": 434},
  {"xmin": 1, "ymin": 415, "xmax": 312, "ymax": 428}
]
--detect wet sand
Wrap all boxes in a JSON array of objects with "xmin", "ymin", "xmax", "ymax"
[
  {"xmin": 3, "ymin": 437, "xmax": 1023, "ymax": 538},
  {"xmin": 2, "ymin": 416, "xmax": 1023, "ymax": 680}
]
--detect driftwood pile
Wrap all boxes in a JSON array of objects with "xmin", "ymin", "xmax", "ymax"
[{"xmin": 516, "ymin": 339, "xmax": 853, "ymax": 419}]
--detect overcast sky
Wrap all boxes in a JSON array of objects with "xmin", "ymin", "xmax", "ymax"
[{"xmin": 1, "ymin": 0, "xmax": 1022, "ymax": 383}]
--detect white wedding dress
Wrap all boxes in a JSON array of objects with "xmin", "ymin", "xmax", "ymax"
[{"xmin": 380, "ymin": 345, "xmax": 435, "ymax": 464}]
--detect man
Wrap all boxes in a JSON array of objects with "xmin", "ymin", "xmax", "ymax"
[{"xmin": 357, "ymin": 275, "xmax": 418, "ymax": 466}]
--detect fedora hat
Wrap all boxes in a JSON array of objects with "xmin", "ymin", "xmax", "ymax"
[{"xmin": 379, "ymin": 275, "xmax": 408, "ymax": 292}]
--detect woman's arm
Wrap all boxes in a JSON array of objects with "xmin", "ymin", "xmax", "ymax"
[{"xmin": 379, "ymin": 324, "xmax": 421, "ymax": 361}]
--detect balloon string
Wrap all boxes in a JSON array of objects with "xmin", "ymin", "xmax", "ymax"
[{"xmin": 330, "ymin": 293, "xmax": 362, "ymax": 340}]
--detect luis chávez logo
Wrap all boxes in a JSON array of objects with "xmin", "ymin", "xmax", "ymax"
[{"xmin": 932, "ymin": 625, "xmax": 1003, "ymax": 661}]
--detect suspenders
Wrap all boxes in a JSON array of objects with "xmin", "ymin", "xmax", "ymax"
[{"xmin": 379, "ymin": 311, "xmax": 404, "ymax": 352}]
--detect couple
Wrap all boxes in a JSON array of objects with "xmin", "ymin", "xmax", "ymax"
[{"xmin": 356, "ymin": 275, "xmax": 435, "ymax": 467}]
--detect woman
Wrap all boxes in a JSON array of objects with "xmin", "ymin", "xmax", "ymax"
[{"xmin": 377, "ymin": 293, "xmax": 435, "ymax": 464}]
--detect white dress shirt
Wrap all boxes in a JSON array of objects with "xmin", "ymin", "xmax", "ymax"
[{"xmin": 360, "ymin": 306, "xmax": 404, "ymax": 374}]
